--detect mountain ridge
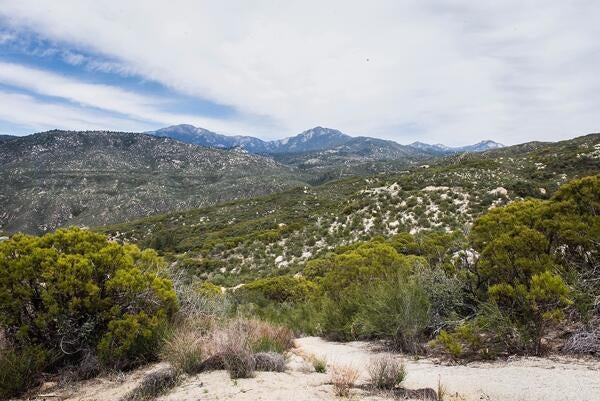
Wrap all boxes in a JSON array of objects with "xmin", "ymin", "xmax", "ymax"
[{"xmin": 147, "ymin": 124, "xmax": 504, "ymax": 155}]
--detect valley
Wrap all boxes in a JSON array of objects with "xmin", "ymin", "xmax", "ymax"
[
  {"xmin": 2, "ymin": 5, "xmax": 600, "ymax": 400},
  {"xmin": 1, "ymin": 128, "xmax": 599, "ymax": 401}
]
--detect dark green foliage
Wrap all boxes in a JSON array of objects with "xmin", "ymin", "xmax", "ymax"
[
  {"xmin": 436, "ymin": 175, "xmax": 599, "ymax": 357},
  {"xmin": 352, "ymin": 273, "xmax": 431, "ymax": 352},
  {"xmin": 0, "ymin": 345, "xmax": 49, "ymax": 399}
]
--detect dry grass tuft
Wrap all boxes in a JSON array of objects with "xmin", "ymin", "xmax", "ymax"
[
  {"xmin": 205, "ymin": 319, "xmax": 256, "ymax": 379},
  {"xmin": 367, "ymin": 355, "xmax": 406, "ymax": 390},
  {"xmin": 437, "ymin": 375, "xmax": 447, "ymax": 401},
  {"xmin": 120, "ymin": 366, "xmax": 177, "ymax": 401},
  {"xmin": 160, "ymin": 322, "xmax": 205, "ymax": 375},
  {"xmin": 330, "ymin": 364, "xmax": 359, "ymax": 397},
  {"xmin": 159, "ymin": 316, "xmax": 293, "ymax": 379}
]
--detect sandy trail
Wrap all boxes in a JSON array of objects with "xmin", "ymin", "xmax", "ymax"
[
  {"xmin": 23, "ymin": 337, "xmax": 600, "ymax": 401},
  {"xmin": 296, "ymin": 336, "xmax": 600, "ymax": 401}
]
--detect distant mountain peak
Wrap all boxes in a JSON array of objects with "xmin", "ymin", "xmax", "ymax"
[
  {"xmin": 148, "ymin": 124, "xmax": 503, "ymax": 156},
  {"xmin": 408, "ymin": 139, "xmax": 504, "ymax": 154},
  {"xmin": 272, "ymin": 126, "xmax": 351, "ymax": 152}
]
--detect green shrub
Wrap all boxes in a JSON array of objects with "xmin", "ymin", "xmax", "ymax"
[
  {"xmin": 432, "ymin": 303, "xmax": 526, "ymax": 359},
  {"xmin": 196, "ymin": 281, "xmax": 224, "ymax": 298},
  {"xmin": 0, "ymin": 227, "xmax": 178, "ymax": 371},
  {"xmin": 242, "ymin": 275, "xmax": 318, "ymax": 303},
  {"xmin": 0, "ymin": 346, "xmax": 49, "ymax": 399},
  {"xmin": 433, "ymin": 330, "xmax": 463, "ymax": 359},
  {"xmin": 353, "ymin": 274, "xmax": 431, "ymax": 352}
]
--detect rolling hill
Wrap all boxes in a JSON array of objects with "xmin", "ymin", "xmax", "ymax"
[
  {"xmin": 102, "ymin": 133, "xmax": 600, "ymax": 286},
  {"xmin": 0, "ymin": 130, "xmax": 306, "ymax": 234}
]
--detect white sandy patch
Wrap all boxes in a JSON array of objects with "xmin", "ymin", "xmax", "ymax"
[{"xmin": 296, "ymin": 337, "xmax": 600, "ymax": 401}]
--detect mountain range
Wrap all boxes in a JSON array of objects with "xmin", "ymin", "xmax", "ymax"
[
  {"xmin": 0, "ymin": 124, "xmax": 534, "ymax": 235},
  {"xmin": 148, "ymin": 124, "xmax": 504, "ymax": 155}
]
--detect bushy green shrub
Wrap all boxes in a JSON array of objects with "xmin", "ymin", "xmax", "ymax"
[
  {"xmin": 0, "ymin": 227, "xmax": 178, "ymax": 372},
  {"xmin": 313, "ymin": 242, "xmax": 431, "ymax": 349},
  {"xmin": 353, "ymin": 273, "xmax": 430, "ymax": 352},
  {"xmin": 431, "ymin": 303, "xmax": 524, "ymax": 359},
  {"xmin": 242, "ymin": 275, "xmax": 318, "ymax": 303},
  {"xmin": 465, "ymin": 190, "xmax": 582, "ymax": 354},
  {"xmin": 196, "ymin": 281, "xmax": 224, "ymax": 298}
]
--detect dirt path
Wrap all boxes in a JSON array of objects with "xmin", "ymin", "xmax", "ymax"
[
  {"xmin": 296, "ymin": 337, "xmax": 600, "ymax": 401},
  {"xmin": 22, "ymin": 337, "xmax": 600, "ymax": 401}
]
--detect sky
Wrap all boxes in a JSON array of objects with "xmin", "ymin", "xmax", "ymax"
[{"xmin": 0, "ymin": 1, "xmax": 599, "ymax": 145}]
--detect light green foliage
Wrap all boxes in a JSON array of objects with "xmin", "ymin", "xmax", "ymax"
[
  {"xmin": 311, "ymin": 355, "xmax": 327, "ymax": 373},
  {"xmin": 305, "ymin": 241, "xmax": 439, "ymax": 350},
  {"xmin": 0, "ymin": 227, "xmax": 177, "ymax": 371},
  {"xmin": 196, "ymin": 281, "xmax": 224, "ymax": 298},
  {"xmin": 242, "ymin": 275, "xmax": 318, "ymax": 303}
]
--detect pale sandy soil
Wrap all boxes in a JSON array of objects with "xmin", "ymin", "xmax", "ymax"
[
  {"xmin": 29, "ymin": 354, "xmax": 390, "ymax": 401},
  {"xmin": 23, "ymin": 363, "xmax": 170, "ymax": 401},
  {"xmin": 297, "ymin": 336, "xmax": 600, "ymax": 401},
  {"xmin": 22, "ymin": 337, "xmax": 600, "ymax": 401}
]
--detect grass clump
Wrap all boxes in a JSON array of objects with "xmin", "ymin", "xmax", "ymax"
[
  {"xmin": 171, "ymin": 317, "xmax": 294, "ymax": 379},
  {"xmin": 330, "ymin": 364, "xmax": 359, "ymax": 397},
  {"xmin": 367, "ymin": 355, "xmax": 406, "ymax": 390},
  {"xmin": 310, "ymin": 354, "xmax": 327, "ymax": 373},
  {"xmin": 160, "ymin": 323, "xmax": 205, "ymax": 375}
]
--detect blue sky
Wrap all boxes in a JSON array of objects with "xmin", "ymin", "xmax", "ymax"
[
  {"xmin": 1, "ymin": 1, "xmax": 599, "ymax": 145},
  {"xmin": 0, "ymin": 24, "xmax": 243, "ymax": 135}
]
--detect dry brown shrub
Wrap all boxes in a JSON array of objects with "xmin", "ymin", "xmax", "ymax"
[
  {"xmin": 120, "ymin": 366, "xmax": 177, "ymax": 401},
  {"xmin": 160, "ymin": 322, "xmax": 205, "ymax": 375},
  {"xmin": 203, "ymin": 318, "xmax": 255, "ymax": 378},
  {"xmin": 367, "ymin": 355, "xmax": 406, "ymax": 389},
  {"xmin": 253, "ymin": 352, "xmax": 286, "ymax": 372},
  {"xmin": 330, "ymin": 364, "xmax": 359, "ymax": 397}
]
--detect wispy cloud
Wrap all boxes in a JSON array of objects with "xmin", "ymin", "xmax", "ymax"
[
  {"xmin": 0, "ymin": 62, "xmax": 259, "ymax": 134},
  {"xmin": 0, "ymin": 1, "xmax": 599, "ymax": 143},
  {"xmin": 0, "ymin": 90, "xmax": 148, "ymax": 132}
]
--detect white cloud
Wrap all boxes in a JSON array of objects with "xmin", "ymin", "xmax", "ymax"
[
  {"xmin": 0, "ymin": 62, "xmax": 260, "ymax": 134},
  {"xmin": 0, "ymin": 90, "xmax": 147, "ymax": 132},
  {"xmin": 0, "ymin": 0, "xmax": 599, "ymax": 144},
  {"xmin": 0, "ymin": 31, "xmax": 15, "ymax": 44}
]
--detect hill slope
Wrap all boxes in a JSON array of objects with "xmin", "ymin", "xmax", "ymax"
[
  {"xmin": 103, "ymin": 134, "xmax": 600, "ymax": 285},
  {"xmin": 0, "ymin": 130, "xmax": 305, "ymax": 234}
]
